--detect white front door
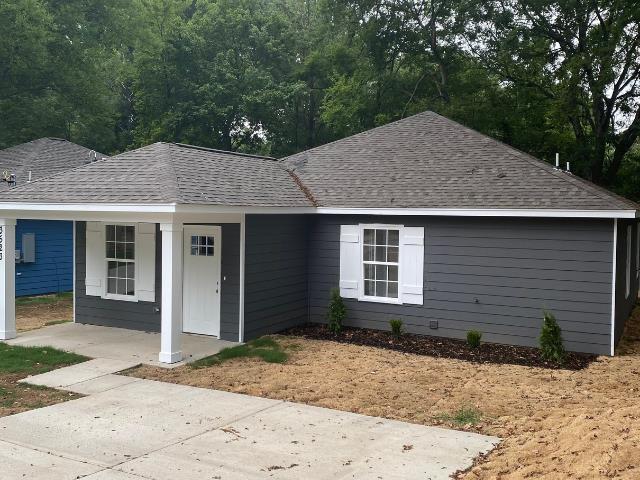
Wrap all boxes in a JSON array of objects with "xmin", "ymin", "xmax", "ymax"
[{"xmin": 182, "ymin": 226, "xmax": 221, "ymax": 336}]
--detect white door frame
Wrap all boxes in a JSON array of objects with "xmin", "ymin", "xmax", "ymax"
[{"xmin": 182, "ymin": 225, "xmax": 222, "ymax": 337}]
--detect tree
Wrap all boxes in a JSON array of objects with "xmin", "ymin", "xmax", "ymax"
[{"xmin": 466, "ymin": 0, "xmax": 640, "ymax": 184}]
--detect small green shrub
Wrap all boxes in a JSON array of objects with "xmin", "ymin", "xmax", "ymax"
[
  {"xmin": 466, "ymin": 330, "xmax": 482, "ymax": 348},
  {"xmin": 389, "ymin": 318, "xmax": 404, "ymax": 339},
  {"xmin": 327, "ymin": 288, "xmax": 346, "ymax": 334},
  {"xmin": 437, "ymin": 406, "xmax": 482, "ymax": 426},
  {"xmin": 539, "ymin": 311, "xmax": 565, "ymax": 364}
]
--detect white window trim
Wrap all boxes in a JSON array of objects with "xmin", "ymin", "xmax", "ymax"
[
  {"xmin": 357, "ymin": 224, "xmax": 403, "ymax": 305},
  {"xmin": 103, "ymin": 223, "xmax": 139, "ymax": 302},
  {"xmin": 626, "ymin": 224, "xmax": 632, "ymax": 299}
]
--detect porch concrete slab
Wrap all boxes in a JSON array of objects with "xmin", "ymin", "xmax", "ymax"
[
  {"xmin": 0, "ymin": 379, "xmax": 282, "ymax": 467},
  {"xmin": 0, "ymin": 439, "xmax": 102, "ymax": 479},
  {"xmin": 117, "ymin": 401, "xmax": 497, "ymax": 480},
  {"xmin": 7, "ymin": 322, "xmax": 236, "ymax": 367},
  {"xmin": 19, "ymin": 358, "xmax": 139, "ymax": 389}
]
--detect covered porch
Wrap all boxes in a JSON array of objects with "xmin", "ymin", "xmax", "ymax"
[
  {"xmin": 6, "ymin": 322, "xmax": 236, "ymax": 367},
  {"xmin": 0, "ymin": 208, "xmax": 249, "ymax": 365}
]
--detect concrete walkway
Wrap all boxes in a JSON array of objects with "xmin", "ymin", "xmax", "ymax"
[
  {"xmin": 3, "ymin": 364, "xmax": 500, "ymax": 480},
  {"xmin": 7, "ymin": 322, "xmax": 236, "ymax": 367}
]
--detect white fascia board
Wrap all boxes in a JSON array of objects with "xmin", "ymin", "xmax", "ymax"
[
  {"xmin": 0, "ymin": 203, "xmax": 315, "ymax": 215},
  {"xmin": 0, "ymin": 203, "xmax": 176, "ymax": 213},
  {"xmin": 316, "ymin": 207, "xmax": 638, "ymax": 219},
  {"xmin": 0, "ymin": 201, "xmax": 635, "ymax": 219}
]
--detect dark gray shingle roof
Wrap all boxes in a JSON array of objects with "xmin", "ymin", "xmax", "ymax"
[
  {"xmin": 0, "ymin": 142, "xmax": 312, "ymax": 207},
  {"xmin": 281, "ymin": 111, "xmax": 638, "ymax": 211},
  {"xmin": 0, "ymin": 138, "xmax": 106, "ymax": 190}
]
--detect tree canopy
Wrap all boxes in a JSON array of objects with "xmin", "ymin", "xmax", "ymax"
[{"xmin": 1, "ymin": 0, "xmax": 639, "ymax": 197}]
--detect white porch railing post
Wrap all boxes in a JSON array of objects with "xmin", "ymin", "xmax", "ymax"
[
  {"xmin": 159, "ymin": 222, "xmax": 183, "ymax": 363},
  {"xmin": 0, "ymin": 219, "xmax": 16, "ymax": 340}
]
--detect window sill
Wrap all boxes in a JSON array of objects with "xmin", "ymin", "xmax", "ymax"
[
  {"xmin": 357, "ymin": 295, "xmax": 402, "ymax": 305},
  {"xmin": 102, "ymin": 293, "xmax": 139, "ymax": 303}
]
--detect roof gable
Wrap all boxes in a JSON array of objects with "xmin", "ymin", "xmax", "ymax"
[
  {"xmin": 0, "ymin": 138, "xmax": 107, "ymax": 189},
  {"xmin": 0, "ymin": 142, "xmax": 312, "ymax": 207},
  {"xmin": 282, "ymin": 111, "xmax": 638, "ymax": 211}
]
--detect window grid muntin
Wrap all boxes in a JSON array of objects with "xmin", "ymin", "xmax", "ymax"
[
  {"xmin": 106, "ymin": 224, "xmax": 135, "ymax": 297},
  {"xmin": 363, "ymin": 227, "xmax": 399, "ymax": 299},
  {"xmin": 190, "ymin": 235, "xmax": 214, "ymax": 256}
]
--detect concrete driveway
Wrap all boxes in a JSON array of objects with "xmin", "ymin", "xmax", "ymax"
[{"xmin": 0, "ymin": 372, "xmax": 499, "ymax": 479}]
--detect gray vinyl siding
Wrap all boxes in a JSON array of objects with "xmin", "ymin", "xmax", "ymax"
[
  {"xmin": 614, "ymin": 220, "xmax": 639, "ymax": 347},
  {"xmin": 75, "ymin": 221, "xmax": 240, "ymax": 340},
  {"xmin": 243, "ymin": 214, "xmax": 309, "ymax": 340},
  {"xmin": 216, "ymin": 223, "xmax": 240, "ymax": 341},
  {"xmin": 309, "ymin": 215, "xmax": 615, "ymax": 355},
  {"xmin": 75, "ymin": 221, "xmax": 161, "ymax": 331}
]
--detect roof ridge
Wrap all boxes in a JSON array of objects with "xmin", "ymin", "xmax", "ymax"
[
  {"xmin": 430, "ymin": 112, "xmax": 637, "ymax": 209},
  {"xmin": 279, "ymin": 111, "xmax": 437, "ymax": 165},
  {"xmin": 173, "ymin": 142, "xmax": 276, "ymax": 161},
  {"xmin": 164, "ymin": 143, "xmax": 187, "ymax": 203}
]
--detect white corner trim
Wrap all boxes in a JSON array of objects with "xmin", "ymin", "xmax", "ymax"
[
  {"xmin": 611, "ymin": 218, "xmax": 618, "ymax": 356},
  {"xmin": 72, "ymin": 220, "xmax": 76, "ymax": 323},
  {"xmin": 238, "ymin": 213, "xmax": 246, "ymax": 343},
  {"xmin": 317, "ymin": 207, "xmax": 638, "ymax": 219}
]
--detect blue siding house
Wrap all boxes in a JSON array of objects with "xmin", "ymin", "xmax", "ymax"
[{"xmin": 0, "ymin": 138, "xmax": 106, "ymax": 296}]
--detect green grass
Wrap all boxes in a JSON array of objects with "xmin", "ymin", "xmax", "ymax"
[
  {"xmin": 436, "ymin": 406, "xmax": 482, "ymax": 426},
  {"xmin": 0, "ymin": 343, "xmax": 87, "ymax": 375},
  {"xmin": 191, "ymin": 336, "xmax": 290, "ymax": 368},
  {"xmin": 16, "ymin": 292, "xmax": 73, "ymax": 306}
]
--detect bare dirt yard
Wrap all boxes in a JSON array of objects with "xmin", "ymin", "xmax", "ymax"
[
  {"xmin": 16, "ymin": 293, "xmax": 73, "ymax": 332},
  {"xmin": 130, "ymin": 308, "xmax": 640, "ymax": 479}
]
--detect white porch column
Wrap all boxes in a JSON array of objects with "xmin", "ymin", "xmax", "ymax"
[
  {"xmin": 159, "ymin": 222, "xmax": 183, "ymax": 363},
  {"xmin": 0, "ymin": 219, "xmax": 16, "ymax": 340}
]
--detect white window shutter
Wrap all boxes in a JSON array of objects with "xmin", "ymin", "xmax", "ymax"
[
  {"xmin": 136, "ymin": 223, "xmax": 156, "ymax": 302},
  {"xmin": 401, "ymin": 227, "xmax": 424, "ymax": 305},
  {"xmin": 339, "ymin": 225, "xmax": 360, "ymax": 298},
  {"xmin": 85, "ymin": 222, "xmax": 105, "ymax": 297}
]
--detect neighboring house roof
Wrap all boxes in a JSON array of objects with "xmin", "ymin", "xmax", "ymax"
[
  {"xmin": 281, "ymin": 111, "xmax": 639, "ymax": 211},
  {"xmin": 0, "ymin": 138, "xmax": 106, "ymax": 190},
  {"xmin": 0, "ymin": 142, "xmax": 312, "ymax": 207}
]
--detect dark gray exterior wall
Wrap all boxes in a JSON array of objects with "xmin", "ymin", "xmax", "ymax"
[
  {"xmin": 613, "ymin": 220, "xmax": 639, "ymax": 347},
  {"xmin": 308, "ymin": 215, "xmax": 615, "ymax": 355},
  {"xmin": 243, "ymin": 214, "xmax": 309, "ymax": 340},
  {"xmin": 75, "ymin": 221, "xmax": 240, "ymax": 340},
  {"xmin": 216, "ymin": 223, "xmax": 240, "ymax": 341}
]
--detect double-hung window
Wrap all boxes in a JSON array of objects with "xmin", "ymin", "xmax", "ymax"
[
  {"xmin": 105, "ymin": 224, "xmax": 135, "ymax": 298},
  {"xmin": 362, "ymin": 227, "xmax": 400, "ymax": 301}
]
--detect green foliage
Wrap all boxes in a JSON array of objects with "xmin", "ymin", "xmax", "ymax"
[
  {"xmin": 389, "ymin": 318, "xmax": 403, "ymax": 339},
  {"xmin": 0, "ymin": 343, "xmax": 87, "ymax": 374},
  {"xmin": 1, "ymin": 0, "xmax": 639, "ymax": 198},
  {"xmin": 190, "ymin": 336, "xmax": 288, "ymax": 368},
  {"xmin": 437, "ymin": 406, "xmax": 482, "ymax": 426},
  {"xmin": 327, "ymin": 288, "xmax": 346, "ymax": 334},
  {"xmin": 466, "ymin": 330, "xmax": 482, "ymax": 348},
  {"xmin": 539, "ymin": 311, "xmax": 566, "ymax": 364}
]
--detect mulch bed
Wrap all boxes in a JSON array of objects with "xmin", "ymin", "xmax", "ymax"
[{"xmin": 283, "ymin": 324, "xmax": 597, "ymax": 370}]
